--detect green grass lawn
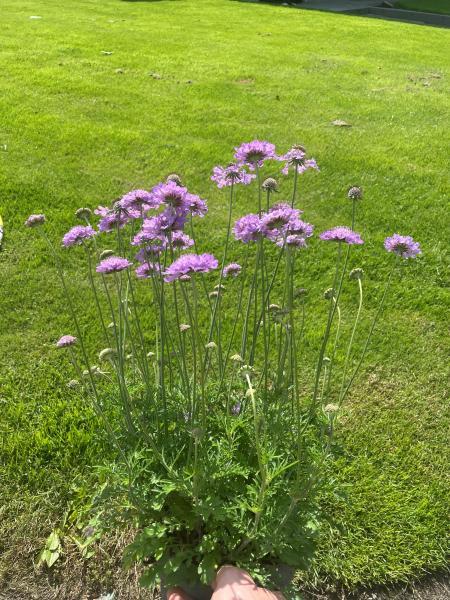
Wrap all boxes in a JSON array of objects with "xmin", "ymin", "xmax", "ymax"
[
  {"xmin": 395, "ymin": 0, "xmax": 450, "ymax": 15},
  {"xmin": 1, "ymin": 0, "xmax": 449, "ymax": 595}
]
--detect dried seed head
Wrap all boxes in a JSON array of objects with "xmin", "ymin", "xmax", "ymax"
[
  {"xmin": 322, "ymin": 357, "xmax": 331, "ymax": 365},
  {"xmin": 179, "ymin": 323, "xmax": 191, "ymax": 332},
  {"xmin": 294, "ymin": 287, "xmax": 308, "ymax": 298},
  {"xmin": 324, "ymin": 288, "xmax": 334, "ymax": 300},
  {"xmin": 349, "ymin": 268, "xmax": 364, "ymax": 280},
  {"xmin": 147, "ymin": 351, "xmax": 156, "ymax": 359},
  {"xmin": 262, "ymin": 177, "xmax": 279, "ymax": 192},
  {"xmin": 83, "ymin": 365, "xmax": 101, "ymax": 377},
  {"xmin": 231, "ymin": 353, "xmax": 244, "ymax": 363},
  {"xmin": 347, "ymin": 186, "xmax": 363, "ymax": 201},
  {"xmin": 209, "ymin": 290, "xmax": 219, "ymax": 298},
  {"xmin": 191, "ymin": 427, "xmax": 204, "ymax": 439},
  {"xmin": 269, "ymin": 303, "xmax": 281, "ymax": 311},
  {"xmin": 166, "ymin": 173, "xmax": 183, "ymax": 186},
  {"xmin": 99, "ymin": 347, "xmax": 117, "ymax": 361},
  {"xmin": 75, "ymin": 207, "xmax": 92, "ymax": 220},
  {"xmin": 324, "ymin": 403, "xmax": 339, "ymax": 414},
  {"xmin": 205, "ymin": 341, "xmax": 217, "ymax": 350},
  {"xmin": 214, "ymin": 284, "xmax": 226, "ymax": 291},
  {"xmin": 100, "ymin": 249, "xmax": 115, "ymax": 260},
  {"xmin": 67, "ymin": 379, "xmax": 80, "ymax": 389}
]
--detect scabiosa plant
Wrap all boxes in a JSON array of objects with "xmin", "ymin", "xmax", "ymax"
[
  {"xmin": 384, "ymin": 233, "xmax": 421, "ymax": 259},
  {"xmin": 223, "ymin": 263, "xmax": 242, "ymax": 277},
  {"xmin": 56, "ymin": 335, "xmax": 77, "ymax": 348},
  {"xmin": 25, "ymin": 213, "xmax": 46, "ymax": 227},
  {"xmin": 234, "ymin": 140, "xmax": 277, "ymax": 170},
  {"xmin": 234, "ymin": 213, "xmax": 262, "ymax": 243},
  {"xmin": 164, "ymin": 253, "xmax": 218, "ymax": 283},
  {"xmin": 211, "ymin": 164, "xmax": 256, "ymax": 188},
  {"xmin": 279, "ymin": 144, "xmax": 319, "ymax": 176},
  {"xmin": 31, "ymin": 141, "xmax": 421, "ymax": 595},
  {"xmin": 319, "ymin": 226, "xmax": 364, "ymax": 245},
  {"xmin": 62, "ymin": 225, "xmax": 97, "ymax": 247},
  {"xmin": 96, "ymin": 256, "xmax": 133, "ymax": 274}
]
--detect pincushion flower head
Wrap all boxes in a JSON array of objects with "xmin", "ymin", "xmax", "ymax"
[
  {"xmin": 62, "ymin": 225, "xmax": 96, "ymax": 247},
  {"xmin": 98, "ymin": 210, "xmax": 129, "ymax": 233},
  {"xmin": 234, "ymin": 140, "xmax": 277, "ymax": 170},
  {"xmin": 223, "ymin": 263, "xmax": 242, "ymax": 278},
  {"xmin": 25, "ymin": 214, "xmax": 46, "ymax": 228},
  {"xmin": 277, "ymin": 235, "xmax": 308, "ymax": 249},
  {"xmin": 186, "ymin": 193, "xmax": 208, "ymax": 217},
  {"xmin": 135, "ymin": 262, "xmax": 161, "ymax": 279},
  {"xmin": 96, "ymin": 256, "xmax": 133, "ymax": 274},
  {"xmin": 57, "ymin": 335, "xmax": 77, "ymax": 348},
  {"xmin": 279, "ymin": 145, "xmax": 319, "ymax": 175},
  {"xmin": 169, "ymin": 231, "xmax": 194, "ymax": 250},
  {"xmin": 119, "ymin": 189, "xmax": 159, "ymax": 212},
  {"xmin": 320, "ymin": 226, "xmax": 364, "ymax": 245},
  {"xmin": 287, "ymin": 218, "xmax": 314, "ymax": 239},
  {"xmin": 384, "ymin": 234, "xmax": 421, "ymax": 259},
  {"xmin": 234, "ymin": 213, "xmax": 262, "ymax": 243},
  {"xmin": 153, "ymin": 181, "xmax": 189, "ymax": 210},
  {"xmin": 164, "ymin": 253, "xmax": 218, "ymax": 283},
  {"xmin": 261, "ymin": 206, "xmax": 301, "ymax": 235},
  {"xmin": 211, "ymin": 164, "xmax": 256, "ymax": 188}
]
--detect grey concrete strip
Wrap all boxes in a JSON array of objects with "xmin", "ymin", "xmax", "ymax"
[{"xmin": 297, "ymin": 0, "xmax": 381, "ymax": 12}]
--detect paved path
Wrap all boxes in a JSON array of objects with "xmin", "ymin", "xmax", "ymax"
[{"xmin": 297, "ymin": 0, "xmax": 382, "ymax": 12}]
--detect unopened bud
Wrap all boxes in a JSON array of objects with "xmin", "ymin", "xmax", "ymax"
[
  {"xmin": 349, "ymin": 268, "xmax": 364, "ymax": 280},
  {"xmin": 99, "ymin": 348, "xmax": 116, "ymax": 361},
  {"xmin": 324, "ymin": 288, "xmax": 334, "ymax": 300},
  {"xmin": 166, "ymin": 173, "xmax": 183, "ymax": 186},
  {"xmin": 75, "ymin": 207, "xmax": 92, "ymax": 220}
]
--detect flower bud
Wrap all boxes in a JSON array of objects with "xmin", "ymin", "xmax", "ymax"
[
  {"xmin": 323, "ymin": 288, "xmax": 334, "ymax": 300},
  {"xmin": 25, "ymin": 214, "xmax": 46, "ymax": 228},
  {"xmin": 99, "ymin": 347, "xmax": 117, "ymax": 361},
  {"xmin": 209, "ymin": 291, "xmax": 219, "ymax": 298},
  {"xmin": 75, "ymin": 207, "xmax": 92, "ymax": 220},
  {"xmin": 147, "ymin": 351, "xmax": 156, "ymax": 359},
  {"xmin": 214, "ymin": 284, "xmax": 226, "ymax": 291},
  {"xmin": 205, "ymin": 341, "xmax": 217, "ymax": 350},
  {"xmin": 67, "ymin": 379, "xmax": 80, "ymax": 389},
  {"xmin": 231, "ymin": 354, "xmax": 243, "ymax": 363},
  {"xmin": 322, "ymin": 357, "xmax": 331, "ymax": 365},
  {"xmin": 347, "ymin": 186, "xmax": 363, "ymax": 201},
  {"xmin": 324, "ymin": 403, "xmax": 339, "ymax": 414},
  {"xmin": 166, "ymin": 173, "xmax": 183, "ymax": 186},
  {"xmin": 294, "ymin": 287, "xmax": 308, "ymax": 298},
  {"xmin": 261, "ymin": 177, "xmax": 278, "ymax": 192},
  {"xmin": 349, "ymin": 268, "xmax": 364, "ymax": 280}
]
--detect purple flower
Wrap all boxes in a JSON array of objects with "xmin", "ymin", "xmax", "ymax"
[
  {"xmin": 57, "ymin": 335, "xmax": 77, "ymax": 348},
  {"xmin": 384, "ymin": 234, "xmax": 421, "ymax": 259},
  {"xmin": 153, "ymin": 181, "xmax": 189, "ymax": 210},
  {"xmin": 223, "ymin": 263, "xmax": 242, "ymax": 278},
  {"xmin": 234, "ymin": 213, "xmax": 262, "ymax": 243},
  {"xmin": 261, "ymin": 206, "xmax": 301, "ymax": 236},
  {"xmin": 98, "ymin": 211, "xmax": 129, "ymax": 233},
  {"xmin": 279, "ymin": 145, "xmax": 319, "ymax": 176},
  {"xmin": 277, "ymin": 235, "xmax": 308, "ymax": 249},
  {"xmin": 186, "ymin": 193, "xmax": 208, "ymax": 217},
  {"xmin": 234, "ymin": 140, "xmax": 277, "ymax": 170},
  {"xmin": 231, "ymin": 401, "xmax": 242, "ymax": 416},
  {"xmin": 320, "ymin": 227, "xmax": 364, "ymax": 245},
  {"xmin": 169, "ymin": 231, "xmax": 194, "ymax": 250},
  {"xmin": 25, "ymin": 214, "xmax": 45, "ymax": 227},
  {"xmin": 135, "ymin": 262, "xmax": 161, "ymax": 278},
  {"xmin": 164, "ymin": 253, "xmax": 218, "ymax": 283},
  {"xmin": 94, "ymin": 205, "xmax": 110, "ymax": 217},
  {"xmin": 119, "ymin": 189, "xmax": 160, "ymax": 212},
  {"xmin": 62, "ymin": 225, "xmax": 97, "ymax": 247},
  {"xmin": 211, "ymin": 164, "xmax": 256, "ymax": 188},
  {"xmin": 96, "ymin": 256, "xmax": 133, "ymax": 274},
  {"xmin": 135, "ymin": 245, "xmax": 165, "ymax": 263},
  {"xmin": 287, "ymin": 218, "xmax": 314, "ymax": 238}
]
